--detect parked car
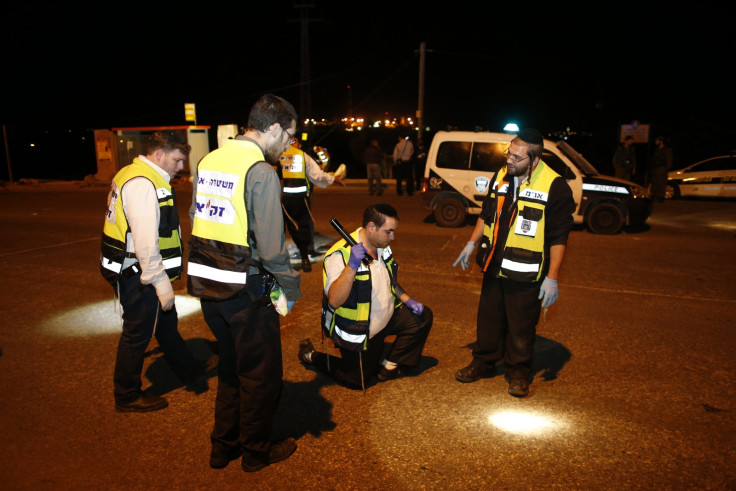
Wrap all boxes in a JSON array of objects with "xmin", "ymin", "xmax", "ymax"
[
  {"xmin": 665, "ymin": 154, "xmax": 736, "ymax": 199},
  {"xmin": 421, "ymin": 131, "xmax": 652, "ymax": 234}
]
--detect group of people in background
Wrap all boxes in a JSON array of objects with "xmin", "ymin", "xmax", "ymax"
[
  {"xmin": 361, "ymin": 134, "xmax": 427, "ymax": 196},
  {"xmin": 612, "ymin": 134, "xmax": 674, "ymax": 202}
]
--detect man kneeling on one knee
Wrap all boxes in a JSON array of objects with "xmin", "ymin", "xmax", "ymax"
[{"xmin": 298, "ymin": 203, "xmax": 433, "ymax": 391}]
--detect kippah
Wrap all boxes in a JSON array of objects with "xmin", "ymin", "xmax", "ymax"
[{"xmin": 516, "ymin": 128, "xmax": 544, "ymax": 145}]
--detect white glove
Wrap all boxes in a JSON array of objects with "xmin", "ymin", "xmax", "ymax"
[
  {"xmin": 538, "ymin": 277, "xmax": 559, "ymax": 307},
  {"xmin": 158, "ymin": 290, "xmax": 175, "ymax": 311},
  {"xmin": 452, "ymin": 241, "xmax": 476, "ymax": 270}
]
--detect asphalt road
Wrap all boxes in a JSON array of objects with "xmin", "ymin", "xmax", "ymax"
[{"xmin": 1, "ymin": 180, "xmax": 734, "ymax": 490}]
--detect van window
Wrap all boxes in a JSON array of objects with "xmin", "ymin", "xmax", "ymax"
[
  {"xmin": 436, "ymin": 141, "xmax": 471, "ymax": 170},
  {"xmin": 436, "ymin": 141, "xmax": 509, "ymax": 172},
  {"xmin": 542, "ymin": 150, "xmax": 575, "ymax": 179},
  {"xmin": 471, "ymin": 143, "xmax": 507, "ymax": 173}
]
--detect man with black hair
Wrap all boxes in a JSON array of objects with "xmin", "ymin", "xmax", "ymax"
[
  {"xmin": 452, "ymin": 129, "xmax": 575, "ymax": 398},
  {"xmin": 100, "ymin": 130, "xmax": 217, "ymax": 413},
  {"xmin": 188, "ymin": 94, "xmax": 301, "ymax": 472},
  {"xmin": 297, "ymin": 203, "xmax": 433, "ymax": 391}
]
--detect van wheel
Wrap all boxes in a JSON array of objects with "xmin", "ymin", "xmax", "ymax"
[
  {"xmin": 587, "ymin": 202, "xmax": 624, "ymax": 234},
  {"xmin": 664, "ymin": 183, "xmax": 680, "ymax": 200},
  {"xmin": 435, "ymin": 198, "xmax": 466, "ymax": 227}
]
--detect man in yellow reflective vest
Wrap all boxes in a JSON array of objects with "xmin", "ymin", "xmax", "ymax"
[
  {"xmin": 297, "ymin": 203, "xmax": 433, "ymax": 391},
  {"xmin": 452, "ymin": 128, "xmax": 575, "ymax": 398},
  {"xmin": 280, "ymin": 138, "xmax": 344, "ymax": 272},
  {"xmin": 188, "ymin": 94, "xmax": 301, "ymax": 472},
  {"xmin": 100, "ymin": 131, "xmax": 217, "ymax": 413}
]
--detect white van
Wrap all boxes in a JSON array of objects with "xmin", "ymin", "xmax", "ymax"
[{"xmin": 421, "ymin": 131, "xmax": 653, "ymax": 234}]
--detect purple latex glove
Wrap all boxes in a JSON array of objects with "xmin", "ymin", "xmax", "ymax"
[
  {"xmin": 405, "ymin": 297, "xmax": 424, "ymax": 315},
  {"xmin": 348, "ymin": 242, "xmax": 367, "ymax": 270}
]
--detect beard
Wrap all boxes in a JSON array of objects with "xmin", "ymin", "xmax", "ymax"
[
  {"xmin": 264, "ymin": 141, "xmax": 286, "ymax": 166},
  {"xmin": 506, "ymin": 159, "xmax": 531, "ymax": 177}
]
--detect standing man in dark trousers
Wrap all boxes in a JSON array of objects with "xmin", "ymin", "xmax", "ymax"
[
  {"xmin": 392, "ymin": 134, "xmax": 415, "ymax": 195},
  {"xmin": 188, "ymin": 94, "xmax": 301, "ymax": 472},
  {"xmin": 100, "ymin": 131, "xmax": 217, "ymax": 413},
  {"xmin": 452, "ymin": 129, "xmax": 575, "ymax": 398}
]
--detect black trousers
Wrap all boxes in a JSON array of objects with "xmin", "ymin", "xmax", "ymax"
[
  {"xmin": 282, "ymin": 194, "xmax": 314, "ymax": 258},
  {"xmin": 472, "ymin": 274, "xmax": 541, "ymax": 382},
  {"xmin": 394, "ymin": 161, "xmax": 414, "ymax": 195},
  {"xmin": 113, "ymin": 272, "xmax": 197, "ymax": 404},
  {"xmin": 312, "ymin": 304, "xmax": 433, "ymax": 390},
  {"xmin": 201, "ymin": 277, "xmax": 283, "ymax": 457}
]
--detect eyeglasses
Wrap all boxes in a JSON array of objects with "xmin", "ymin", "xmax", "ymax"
[
  {"xmin": 504, "ymin": 149, "xmax": 529, "ymax": 164},
  {"xmin": 281, "ymin": 126, "xmax": 296, "ymax": 145}
]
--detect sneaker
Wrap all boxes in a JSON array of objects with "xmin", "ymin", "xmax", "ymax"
[
  {"xmin": 242, "ymin": 438, "xmax": 297, "ymax": 472},
  {"xmin": 115, "ymin": 392, "xmax": 168, "ymax": 413},
  {"xmin": 298, "ymin": 338, "xmax": 315, "ymax": 365},
  {"xmin": 210, "ymin": 446, "xmax": 242, "ymax": 469},
  {"xmin": 508, "ymin": 378, "xmax": 530, "ymax": 398},
  {"xmin": 377, "ymin": 365, "xmax": 404, "ymax": 381},
  {"xmin": 454, "ymin": 364, "xmax": 496, "ymax": 383}
]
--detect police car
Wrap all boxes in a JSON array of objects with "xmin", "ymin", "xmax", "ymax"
[
  {"xmin": 421, "ymin": 131, "xmax": 653, "ymax": 234},
  {"xmin": 666, "ymin": 154, "xmax": 736, "ymax": 199}
]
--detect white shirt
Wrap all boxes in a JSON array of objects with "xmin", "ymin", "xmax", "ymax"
[
  {"xmin": 120, "ymin": 155, "xmax": 175, "ymax": 297},
  {"xmin": 305, "ymin": 153, "xmax": 335, "ymax": 188},
  {"xmin": 393, "ymin": 139, "xmax": 414, "ymax": 163},
  {"xmin": 324, "ymin": 245, "xmax": 394, "ymax": 338}
]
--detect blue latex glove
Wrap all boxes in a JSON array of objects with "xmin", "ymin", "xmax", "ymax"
[
  {"xmin": 287, "ymin": 300, "xmax": 295, "ymax": 313},
  {"xmin": 348, "ymin": 242, "xmax": 367, "ymax": 270},
  {"xmin": 404, "ymin": 297, "xmax": 424, "ymax": 315},
  {"xmin": 452, "ymin": 241, "xmax": 476, "ymax": 270},
  {"xmin": 538, "ymin": 277, "xmax": 559, "ymax": 307}
]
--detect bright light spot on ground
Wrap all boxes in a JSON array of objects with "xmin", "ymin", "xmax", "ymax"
[
  {"xmin": 489, "ymin": 410, "xmax": 562, "ymax": 435},
  {"xmin": 43, "ymin": 294, "xmax": 203, "ymax": 337}
]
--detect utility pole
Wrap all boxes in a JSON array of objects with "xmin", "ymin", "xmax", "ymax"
[
  {"xmin": 417, "ymin": 41, "xmax": 426, "ymax": 141},
  {"xmin": 291, "ymin": 2, "xmax": 317, "ymax": 121}
]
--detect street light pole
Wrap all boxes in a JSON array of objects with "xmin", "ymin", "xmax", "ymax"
[{"xmin": 417, "ymin": 41, "xmax": 426, "ymax": 142}]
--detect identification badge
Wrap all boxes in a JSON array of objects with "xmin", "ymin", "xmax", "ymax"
[{"xmin": 515, "ymin": 217, "xmax": 538, "ymax": 237}]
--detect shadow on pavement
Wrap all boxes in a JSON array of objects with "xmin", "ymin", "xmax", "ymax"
[{"xmin": 143, "ymin": 338, "xmax": 219, "ymax": 396}]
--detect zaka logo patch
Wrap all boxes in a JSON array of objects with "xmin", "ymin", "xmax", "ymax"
[{"xmin": 475, "ymin": 176, "xmax": 490, "ymax": 194}]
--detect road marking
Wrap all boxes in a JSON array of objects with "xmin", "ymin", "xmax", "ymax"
[{"xmin": 0, "ymin": 237, "xmax": 98, "ymax": 258}]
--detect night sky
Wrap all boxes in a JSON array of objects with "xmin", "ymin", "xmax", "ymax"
[{"xmin": 1, "ymin": 1, "xmax": 734, "ymax": 177}]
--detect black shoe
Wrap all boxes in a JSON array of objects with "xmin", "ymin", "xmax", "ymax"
[
  {"xmin": 508, "ymin": 378, "xmax": 530, "ymax": 398},
  {"xmin": 210, "ymin": 446, "xmax": 242, "ymax": 469},
  {"xmin": 377, "ymin": 365, "xmax": 404, "ymax": 381},
  {"xmin": 298, "ymin": 338, "xmax": 315, "ymax": 364},
  {"xmin": 181, "ymin": 354, "xmax": 219, "ymax": 384},
  {"xmin": 455, "ymin": 364, "xmax": 495, "ymax": 383},
  {"xmin": 115, "ymin": 392, "xmax": 168, "ymax": 413},
  {"xmin": 301, "ymin": 258, "xmax": 312, "ymax": 272},
  {"xmin": 242, "ymin": 438, "xmax": 297, "ymax": 472}
]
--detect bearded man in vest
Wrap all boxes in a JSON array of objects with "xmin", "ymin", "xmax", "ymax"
[
  {"xmin": 100, "ymin": 131, "xmax": 218, "ymax": 413},
  {"xmin": 297, "ymin": 203, "xmax": 433, "ymax": 391},
  {"xmin": 452, "ymin": 128, "xmax": 575, "ymax": 398},
  {"xmin": 188, "ymin": 94, "xmax": 301, "ymax": 472}
]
